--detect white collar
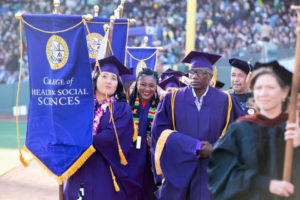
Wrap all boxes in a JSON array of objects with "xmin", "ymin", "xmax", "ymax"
[{"xmin": 191, "ymin": 86, "xmax": 209, "ymax": 100}]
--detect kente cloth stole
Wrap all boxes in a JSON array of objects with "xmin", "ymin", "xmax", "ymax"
[{"xmin": 132, "ymin": 96, "xmax": 156, "ymax": 142}]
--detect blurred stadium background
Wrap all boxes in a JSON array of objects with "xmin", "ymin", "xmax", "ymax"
[{"xmin": 0, "ymin": 0, "xmax": 299, "ymax": 178}]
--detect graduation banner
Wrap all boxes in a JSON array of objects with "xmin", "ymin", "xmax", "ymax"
[
  {"xmin": 86, "ymin": 18, "xmax": 129, "ymax": 64},
  {"xmin": 124, "ymin": 47, "xmax": 158, "ymax": 81},
  {"xmin": 21, "ymin": 14, "xmax": 95, "ymax": 183}
]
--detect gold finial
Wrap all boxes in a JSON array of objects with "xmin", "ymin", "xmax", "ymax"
[
  {"xmin": 118, "ymin": 5, "xmax": 123, "ymax": 18},
  {"xmin": 110, "ymin": 16, "xmax": 116, "ymax": 23},
  {"xmin": 94, "ymin": 5, "xmax": 99, "ymax": 17},
  {"xmin": 15, "ymin": 11, "xmax": 23, "ymax": 20},
  {"xmin": 130, "ymin": 19, "xmax": 136, "ymax": 23},
  {"xmin": 142, "ymin": 36, "xmax": 149, "ymax": 47},
  {"xmin": 114, "ymin": 9, "xmax": 119, "ymax": 18},
  {"xmin": 53, "ymin": 0, "xmax": 60, "ymax": 14},
  {"xmin": 82, "ymin": 14, "xmax": 93, "ymax": 21},
  {"xmin": 103, "ymin": 24, "xmax": 110, "ymax": 32}
]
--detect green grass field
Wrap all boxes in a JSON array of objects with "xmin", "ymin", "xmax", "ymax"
[{"xmin": 0, "ymin": 121, "xmax": 30, "ymax": 175}]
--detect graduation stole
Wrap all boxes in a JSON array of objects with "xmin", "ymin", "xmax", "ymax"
[
  {"xmin": 93, "ymin": 96, "xmax": 115, "ymax": 135},
  {"xmin": 132, "ymin": 96, "xmax": 156, "ymax": 142}
]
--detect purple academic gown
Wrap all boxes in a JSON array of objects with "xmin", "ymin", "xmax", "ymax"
[
  {"xmin": 151, "ymin": 86, "xmax": 244, "ymax": 200},
  {"xmin": 127, "ymin": 101, "xmax": 157, "ymax": 200},
  {"xmin": 63, "ymin": 101, "xmax": 139, "ymax": 200}
]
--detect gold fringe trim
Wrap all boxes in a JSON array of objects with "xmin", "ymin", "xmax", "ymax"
[
  {"xmin": 16, "ymin": 17, "xmax": 29, "ymax": 168},
  {"xmin": 109, "ymin": 165, "xmax": 120, "ymax": 192},
  {"xmin": 219, "ymin": 92, "xmax": 232, "ymax": 139},
  {"xmin": 24, "ymin": 145, "xmax": 95, "ymax": 184},
  {"xmin": 212, "ymin": 66, "xmax": 217, "ymax": 87},
  {"xmin": 171, "ymin": 90, "xmax": 178, "ymax": 130},
  {"xmin": 154, "ymin": 129, "xmax": 174, "ymax": 175},
  {"xmin": 132, "ymin": 123, "xmax": 138, "ymax": 142}
]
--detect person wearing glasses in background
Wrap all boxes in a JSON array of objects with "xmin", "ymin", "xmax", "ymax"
[{"xmin": 151, "ymin": 51, "xmax": 244, "ymax": 200}]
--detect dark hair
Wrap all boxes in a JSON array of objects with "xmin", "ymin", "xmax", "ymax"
[
  {"xmin": 93, "ymin": 72, "xmax": 127, "ymax": 102},
  {"xmin": 123, "ymin": 80, "xmax": 136, "ymax": 100},
  {"xmin": 249, "ymin": 68, "xmax": 290, "ymax": 111},
  {"xmin": 129, "ymin": 68, "xmax": 159, "ymax": 107}
]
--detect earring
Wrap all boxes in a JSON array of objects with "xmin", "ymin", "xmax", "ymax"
[{"xmin": 282, "ymin": 98, "xmax": 286, "ymax": 103}]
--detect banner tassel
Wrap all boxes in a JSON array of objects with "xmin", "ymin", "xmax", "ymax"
[
  {"xmin": 118, "ymin": 147, "xmax": 128, "ymax": 165},
  {"xmin": 109, "ymin": 166, "xmax": 120, "ymax": 192},
  {"xmin": 19, "ymin": 152, "xmax": 29, "ymax": 167}
]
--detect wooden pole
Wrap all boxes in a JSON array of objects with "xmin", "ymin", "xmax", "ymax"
[
  {"xmin": 283, "ymin": 5, "xmax": 300, "ymax": 181},
  {"xmin": 105, "ymin": 16, "xmax": 115, "ymax": 57},
  {"xmin": 53, "ymin": 0, "xmax": 60, "ymax": 14},
  {"xmin": 59, "ymin": 184, "xmax": 64, "ymax": 200}
]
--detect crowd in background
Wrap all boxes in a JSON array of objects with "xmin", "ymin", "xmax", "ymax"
[{"xmin": 0, "ymin": 0, "xmax": 298, "ymax": 84}]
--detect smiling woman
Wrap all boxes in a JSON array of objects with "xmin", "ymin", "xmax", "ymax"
[{"xmin": 127, "ymin": 68, "xmax": 160, "ymax": 200}]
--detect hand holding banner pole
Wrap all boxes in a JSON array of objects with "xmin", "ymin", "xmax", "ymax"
[{"xmin": 283, "ymin": 5, "xmax": 300, "ymax": 181}]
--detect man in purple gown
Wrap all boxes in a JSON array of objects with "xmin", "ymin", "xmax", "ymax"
[{"xmin": 151, "ymin": 51, "xmax": 244, "ymax": 200}]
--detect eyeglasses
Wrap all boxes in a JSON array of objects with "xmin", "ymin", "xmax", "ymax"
[{"xmin": 188, "ymin": 70, "xmax": 212, "ymax": 76}]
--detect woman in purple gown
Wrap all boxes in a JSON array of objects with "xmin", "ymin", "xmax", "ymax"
[
  {"xmin": 64, "ymin": 56, "xmax": 138, "ymax": 200},
  {"xmin": 127, "ymin": 68, "xmax": 160, "ymax": 200}
]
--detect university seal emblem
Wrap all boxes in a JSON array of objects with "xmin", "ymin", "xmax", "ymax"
[
  {"xmin": 86, "ymin": 33, "xmax": 104, "ymax": 59},
  {"xmin": 136, "ymin": 60, "xmax": 147, "ymax": 77},
  {"xmin": 46, "ymin": 35, "xmax": 69, "ymax": 70}
]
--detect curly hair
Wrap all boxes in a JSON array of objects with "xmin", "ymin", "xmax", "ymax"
[{"xmin": 129, "ymin": 68, "xmax": 159, "ymax": 107}]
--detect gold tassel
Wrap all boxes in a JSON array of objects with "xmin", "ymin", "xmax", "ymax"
[
  {"xmin": 118, "ymin": 146, "xmax": 128, "ymax": 165},
  {"xmin": 212, "ymin": 66, "xmax": 217, "ymax": 87},
  {"xmin": 112, "ymin": 176, "xmax": 120, "ymax": 192},
  {"xmin": 132, "ymin": 123, "xmax": 138, "ymax": 142},
  {"xmin": 19, "ymin": 153, "xmax": 28, "ymax": 167},
  {"xmin": 109, "ymin": 166, "xmax": 120, "ymax": 192}
]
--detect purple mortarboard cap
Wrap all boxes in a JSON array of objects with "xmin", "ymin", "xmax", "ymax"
[
  {"xmin": 229, "ymin": 58, "xmax": 253, "ymax": 74},
  {"xmin": 182, "ymin": 51, "xmax": 222, "ymax": 70},
  {"xmin": 253, "ymin": 60, "xmax": 292, "ymax": 86},
  {"xmin": 158, "ymin": 75, "xmax": 187, "ymax": 90},
  {"xmin": 91, "ymin": 56, "xmax": 133, "ymax": 76},
  {"xmin": 159, "ymin": 68, "xmax": 185, "ymax": 81}
]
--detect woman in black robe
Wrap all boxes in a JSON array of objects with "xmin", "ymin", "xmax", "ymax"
[{"xmin": 208, "ymin": 61, "xmax": 300, "ymax": 200}]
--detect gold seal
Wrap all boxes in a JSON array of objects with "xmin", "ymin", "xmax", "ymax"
[
  {"xmin": 136, "ymin": 60, "xmax": 147, "ymax": 77},
  {"xmin": 46, "ymin": 35, "xmax": 69, "ymax": 70},
  {"xmin": 86, "ymin": 33, "xmax": 104, "ymax": 59}
]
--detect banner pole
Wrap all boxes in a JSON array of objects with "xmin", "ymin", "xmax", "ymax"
[
  {"xmin": 282, "ymin": 5, "xmax": 300, "ymax": 181},
  {"xmin": 59, "ymin": 184, "xmax": 64, "ymax": 200}
]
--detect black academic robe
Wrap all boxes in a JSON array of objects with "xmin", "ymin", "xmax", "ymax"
[{"xmin": 208, "ymin": 112, "xmax": 300, "ymax": 200}]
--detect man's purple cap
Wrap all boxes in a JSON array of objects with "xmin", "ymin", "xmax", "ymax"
[
  {"xmin": 158, "ymin": 75, "xmax": 187, "ymax": 90},
  {"xmin": 159, "ymin": 68, "xmax": 185, "ymax": 81},
  {"xmin": 91, "ymin": 56, "xmax": 133, "ymax": 76},
  {"xmin": 182, "ymin": 51, "xmax": 222, "ymax": 70}
]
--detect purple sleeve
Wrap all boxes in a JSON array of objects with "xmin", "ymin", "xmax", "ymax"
[{"xmin": 93, "ymin": 102, "xmax": 134, "ymax": 166}]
